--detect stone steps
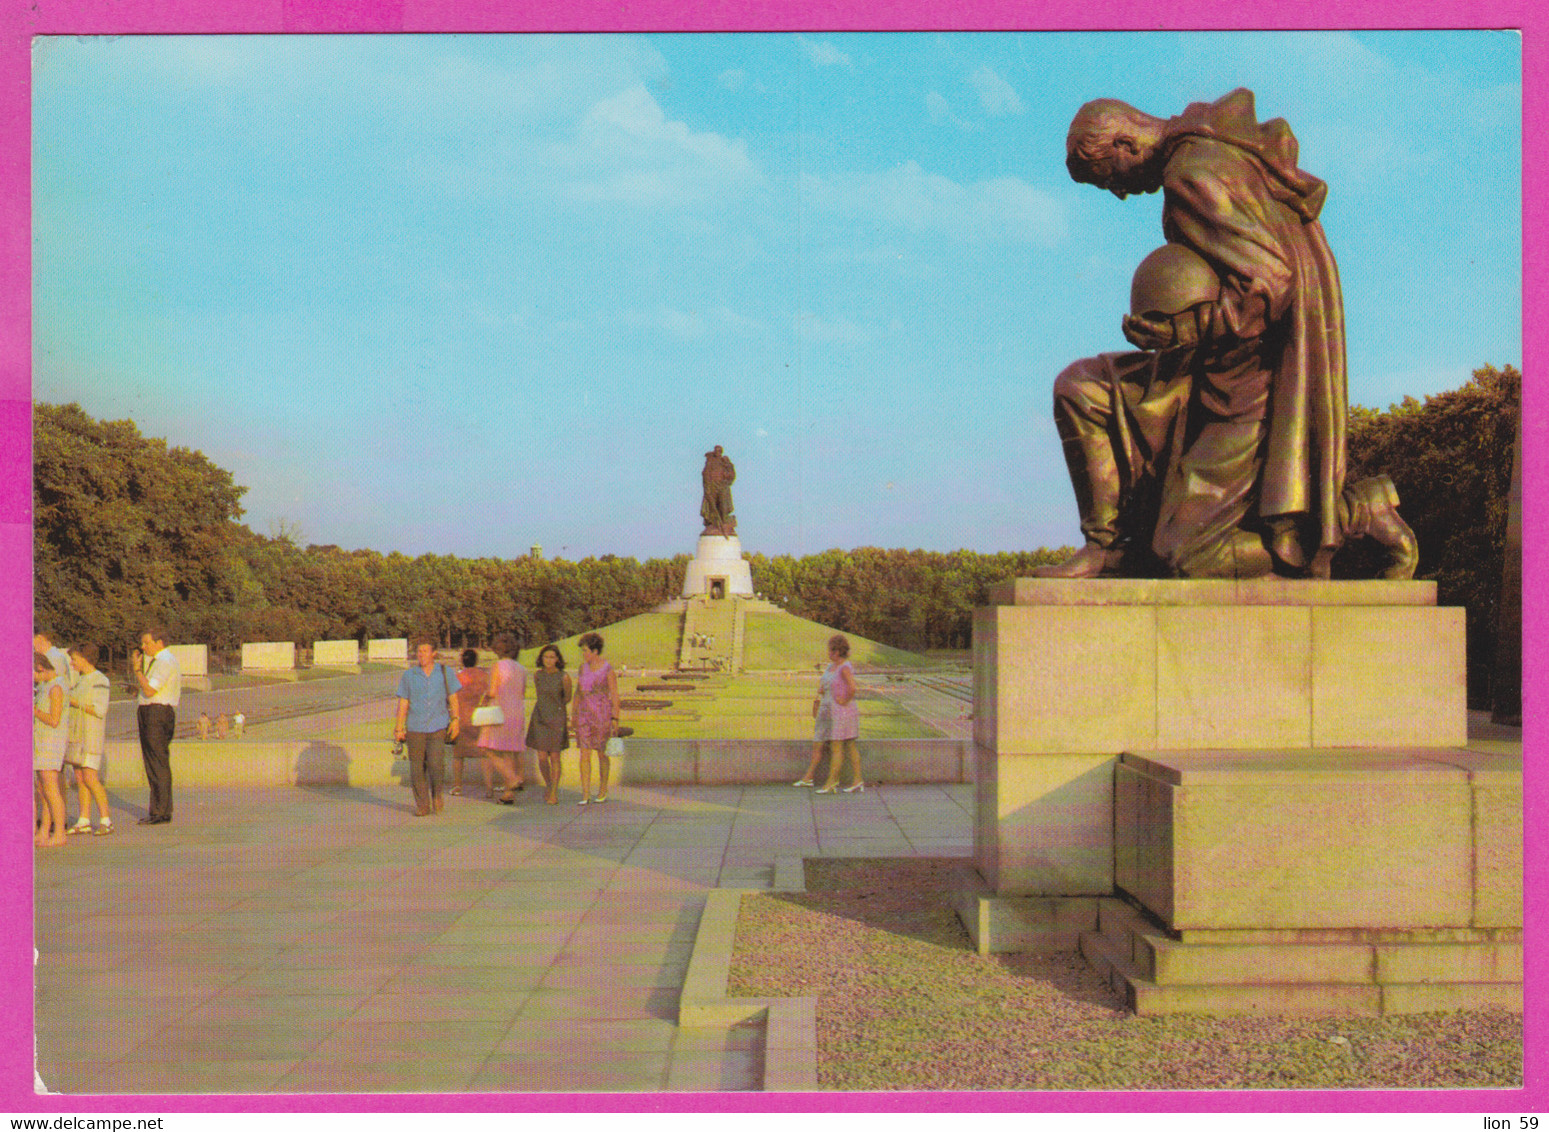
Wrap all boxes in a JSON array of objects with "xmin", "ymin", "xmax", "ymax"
[
  {"xmin": 678, "ymin": 598, "xmax": 738, "ymax": 671},
  {"xmin": 1080, "ymin": 897, "xmax": 1522, "ymax": 1016}
]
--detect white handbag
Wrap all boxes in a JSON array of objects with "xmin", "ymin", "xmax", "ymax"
[
  {"xmin": 604, "ymin": 735, "xmax": 625, "ymax": 758},
  {"xmin": 470, "ymin": 704, "xmax": 505, "ymax": 727}
]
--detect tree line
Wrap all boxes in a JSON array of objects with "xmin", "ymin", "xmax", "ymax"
[{"xmin": 34, "ymin": 364, "xmax": 1519, "ymax": 705}]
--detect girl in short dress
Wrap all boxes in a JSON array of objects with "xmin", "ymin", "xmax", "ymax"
[{"xmin": 570, "ymin": 633, "xmax": 620, "ymax": 805}]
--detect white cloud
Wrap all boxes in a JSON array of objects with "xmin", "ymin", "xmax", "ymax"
[
  {"xmin": 967, "ymin": 65, "xmax": 1024, "ymax": 116},
  {"xmin": 798, "ymin": 37, "xmax": 851, "ymax": 68},
  {"xmin": 621, "ymin": 305, "xmax": 707, "ymax": 339},
  {"xmin": 618, "ymin": 304, "xmax": 766, "ymax": 340},
  {"xmin": 801, "ymin": 162, "xmax": 1066, "ymax": 246},
  {"xmin": 711, "ymin": 306, "xmax": 767, "ymax": 334},
  {"xmin": 559, "ymin": 85, "xmax": 761, "ymax": 205},
  {"xmin": 926, "ymin": 90, "xmax": 974, "ymax": 131},
  {"xmin": 799, "ymin": 312, "xmax": 872, "ymax": 345}
]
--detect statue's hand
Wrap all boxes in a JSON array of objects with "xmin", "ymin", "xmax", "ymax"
[
  {"xmin": 1122, "ymin": 313, "xmax": 1173, "ymax": 351},
  {"xmin": 1123, "ymin": 307, "xmax": 1205, "ymax": 352}
]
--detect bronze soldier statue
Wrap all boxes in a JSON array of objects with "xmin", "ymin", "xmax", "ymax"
[
  {"xmin": 700, "ymin": 445, "xmax": 737, "ymax": 536},
  {"xmin": 1037, "ymin": 89, "xmax": 1417, "ymax": 580}
]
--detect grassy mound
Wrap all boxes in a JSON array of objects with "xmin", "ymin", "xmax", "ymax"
[
  {"xmin": 740, "ymin": 611, "xmax": 930, "ymax": 671},
  {"xmin": 515, "ymin": 612, "xmax": 684, "ymax": 670},
  {"xmin": 508, "ymin": 605, "xmax": 932, "ymax": 674}
]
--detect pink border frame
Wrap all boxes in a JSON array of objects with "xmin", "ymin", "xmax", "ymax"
[{"xmin": 3, "ymin": 0, "xmax": 1539, "ymax": 1115}]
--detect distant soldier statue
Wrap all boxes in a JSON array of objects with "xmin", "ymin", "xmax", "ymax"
[
  {"xmin": 1037, "ymin": 88, "xmax": 1417, "ymax": 580},
  {"xmin": 701, "ymin": 445, "xmax": 737, "ymax": 536}
]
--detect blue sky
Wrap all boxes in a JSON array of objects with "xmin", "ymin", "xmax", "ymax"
[{"xmin": 31, "ymin": 31, "xmax": 1522, "ymax": 561}]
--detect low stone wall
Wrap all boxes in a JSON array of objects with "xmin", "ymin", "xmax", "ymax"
[
  {"xmin": 619, "ymin": 739, "xmax": 970, "ymax": 786},
  {"xmin": 94, "ymin": 738, "xmax": 972, "ymax": 791}
]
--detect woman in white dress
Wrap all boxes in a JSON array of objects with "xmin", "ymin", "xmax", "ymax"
[{"xmin": 34, "ymin": 651, "xmax": 70, "ymax": 847}]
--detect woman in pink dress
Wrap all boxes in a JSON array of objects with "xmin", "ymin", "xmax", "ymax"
[
  {"xmin": 476, "ymin": 632, "xmax": 527, "ymax": 804},
  {"xmin": 795, "ymin": 634, "xmax": 863, "ymax": 793},
  {"xmin": 570, "ymin": 632, "xmax": 620, "ymax": 805}
]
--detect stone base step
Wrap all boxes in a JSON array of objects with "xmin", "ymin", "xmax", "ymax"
[
  {"xmin": 1080, "ymin": 930, "xmax": 1385, "ymax": 1016},
  {"xmin": 1080, "ymin": 899, "xmax": 1524, "ymax": 1016},
  {"xmin": 954, "ymin": 892, "xmax": 1100, "ymax": 956}
]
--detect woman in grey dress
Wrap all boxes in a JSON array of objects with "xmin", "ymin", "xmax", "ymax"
[{"xmin": 525, "ymin": 645, "xmax": 572, "ymax": 805}]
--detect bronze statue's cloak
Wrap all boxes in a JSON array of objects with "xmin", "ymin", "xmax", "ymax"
[
  {"xmin": 1158, "ymin": 88, "xmax": 1347, "ymax": 553},
  {"xmin": 701, "ymin": 452, "xmax": 735, "ymax": 530}
]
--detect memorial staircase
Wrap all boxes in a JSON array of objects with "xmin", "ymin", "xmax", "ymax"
[{"xmin": 678, "ymin": 596, "xmax": 739, "ymax": 671}]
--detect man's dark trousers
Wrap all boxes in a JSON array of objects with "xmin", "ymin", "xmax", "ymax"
[{"xmin": 138, "ymin": 704, "xmax": 175, "ymax": 820}]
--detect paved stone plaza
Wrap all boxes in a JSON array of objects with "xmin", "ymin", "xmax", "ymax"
[{"xmin": 34, "ymin": 779, "xmax": 973, "ymax": 1094}]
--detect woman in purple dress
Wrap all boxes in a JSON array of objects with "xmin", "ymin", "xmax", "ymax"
[
  {"xmin": 476, "ymin": 632, "xmax": 527, "ymax": 804},
  {"xmin": 570, "ymin": 632, "xmax": 620, "ymax": 805}
]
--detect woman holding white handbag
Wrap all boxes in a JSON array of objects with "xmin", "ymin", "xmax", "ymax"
[
  {"xmin": 451, "ymin": 649, "xmax": 491, "ymax": 797},
  {"xmin": 475, "ymin": 632, "xmax": 527, "ymax": 805}
]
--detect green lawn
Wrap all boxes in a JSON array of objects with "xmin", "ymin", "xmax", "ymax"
[
  {"xmin": 618, "ymin": 672, "xmax": 940, "ymax": 740},
  {"xmin": 506, "ymin": 607, "xmax": 931, "ymax": 674},
  {"xmin": 315, "ymin": 670, "xmax": 941, "ymax": 743},
  {"xmin": 305, "ymin": 605, "xmax": 942, "ymax": 742}
]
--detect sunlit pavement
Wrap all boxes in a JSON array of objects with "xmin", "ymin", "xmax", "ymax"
[{"xmin": 34, "ymin": 779, "xmax": 974, "ymax": 1095}]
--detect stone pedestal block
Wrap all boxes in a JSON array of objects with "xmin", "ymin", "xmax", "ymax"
[
  {"xmin": 974, "ymin": 579, "xmax": 1465, "ymax": 754},
  {"xmin": 240, "ymin": 641, "xmax": 295, "ymax": 670},
  {"xmin": 167, "ymin": 644, "xmax": 208, "ymax": 677},
  {"xmin": 974, "ymin": 744, "xmax": 1114, "ymax": 895},
  {"xmin": 964, "ymin": 577, "xmax": 1518, "ymax": 1013},
  {"xmin": 312, "ymin": 639, "xmax": 360, "ymax": 666},
  {"xmin": 367, "ymin": 638, "xmax": 408, "ymax": 662},
  {"xmin": 682, "ymin": 535, "xmax": 754, "ymax": 598},
  {"xmin": 1114, "ymin": 748, "xmax": 1519, "ymax": 932}
]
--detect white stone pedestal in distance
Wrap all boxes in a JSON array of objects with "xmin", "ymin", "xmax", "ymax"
[{"xmin": 682, "ymin": 535, "xmax": 754, "ymax": 598}]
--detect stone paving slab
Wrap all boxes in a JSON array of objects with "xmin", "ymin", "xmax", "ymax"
[{"xmin": 34, "ymin": 780, "xmax": 972, "ymax": 1095}]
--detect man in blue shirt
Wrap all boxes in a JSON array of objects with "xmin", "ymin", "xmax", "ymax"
[{"xmin": 394, "ymin": 636, "xmax": 460, "ymax": 816}]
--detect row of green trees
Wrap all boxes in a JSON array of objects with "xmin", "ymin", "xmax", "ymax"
[
  {"xmin": 1344, "ymin": 364, "xmax": 1521, "ymax": 706},
  {"xmin": 33, "ymin": 365, "xmax": 1519, "ymax": 703}
]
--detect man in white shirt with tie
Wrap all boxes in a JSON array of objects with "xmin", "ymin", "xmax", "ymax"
[{"xmin": 131, "ymin": 625, "xmax": 180, "ymax": 825}]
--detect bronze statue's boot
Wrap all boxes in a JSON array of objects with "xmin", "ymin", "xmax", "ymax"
[
  {"xmin": 1266, "ymin": 519, "xmax": 1307, "ymax": 573},
  {"xmin": 1036, "ymin": 422, "xmax": 1125, "ymax": 578},
  {"xmin": 1369, "ymin": 480, "xmax": 1419, "ymax": 580},
  {"xmin": 1342, "ymin": 475, "xmax": 1419, "ymax": 580},
  {"xmin": 1032, "ymin": 540, "xmax": 1124, "ymax": 578}
]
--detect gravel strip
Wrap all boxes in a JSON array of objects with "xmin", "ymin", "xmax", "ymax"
[{"xmin": 728, "ymin": 858, "xmax": 1521, "ymax": 1091}]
